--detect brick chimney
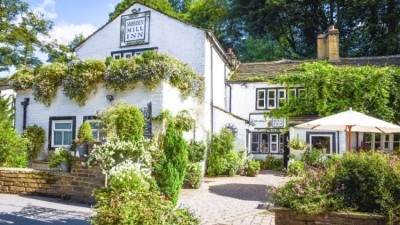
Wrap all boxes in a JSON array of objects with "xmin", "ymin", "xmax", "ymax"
[{"xmin": 317, "ymin": 24, "xmax": 340, "ymax": 61}]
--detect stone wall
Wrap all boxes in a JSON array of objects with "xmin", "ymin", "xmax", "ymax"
[
  {"xmin": 274, "ymin": 208, "xmax": 399, "ymax": 225},
  {"xmin": 0, "ymin": 157, "xmax": 104, "ymax": 204}
]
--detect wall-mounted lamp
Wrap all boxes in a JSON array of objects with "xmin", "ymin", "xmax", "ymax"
[
  {"xmin": 21, "ymin": 98, "xmax": 30, "ymax": 106},
  {"xmin": 106, "ymin": 95, "xmax": 114, "ymax": 101}
]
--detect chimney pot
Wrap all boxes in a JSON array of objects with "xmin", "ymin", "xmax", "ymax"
[{"xmin": 227, "ymin": 48, "xmax": 233, "ymax": 54}]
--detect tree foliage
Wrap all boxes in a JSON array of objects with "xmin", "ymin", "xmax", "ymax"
[
  {"xmin": 109, "ymin": 0, "xmax": 177, "ymax": 20},
  {"xmin": 0, "ymin": 0, "xmax": 53, "ymax": 72},
  {"xmin": 269, "ymin": 62, "xmax": 400, "ymax": 123}
]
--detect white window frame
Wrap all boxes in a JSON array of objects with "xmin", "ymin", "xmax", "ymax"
[
  {"xmin": 86, "ymin": 120, "xmax": 102, "ymax": 142},
  {"xmin": 277, "ymin": 89, "xmax": 286, "ymax": 108},
  {"xmin": 113, "ymin": 53, "xmax": 121, "ymax": 60},
  {"xmin": 269, "ymin": 134, "xmax": 279, "ymax": 153},
  {"xmin": 267, "ymin": 89, "xmax": 276, "ymax": 109},
  {"xmin": 134, "ymin": 51, "xmax": 144, "ymax": 56},
  {"xmin": 309, "ymin": 134, "xmax": 333, "ymax": 155},
  {"xmin": 251, "ymin": 133, "xmax": 260, "ymax": 153},
  {"xmin": 124, "ymin": 52, "xmax": 132, "ymax": 58},
  {"xmin": 289, "ymin": 89, "xmax": 296, "ymax": 99},
  {"xmin": 51, "ymin": 120, "xmax": 73, "ymax": 148},
  {"xmin": 298, "ymin": 88, "xmax": 305, "ymax": 98},
  {"xmin": 256, "ymin": 90, "xmax": 266, "ymax": 109}
]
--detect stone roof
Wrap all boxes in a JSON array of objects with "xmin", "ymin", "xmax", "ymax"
[{"xmin": 229, "ymin": 54, "xmax": 400, "ymax": 82}]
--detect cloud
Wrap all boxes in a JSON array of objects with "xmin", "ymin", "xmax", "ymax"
[
  {"xmin": 49, "ymin": 23, "xmax": 97, "ymax": 45},
  {"xmin": 33, "ymin": 0, "xmax": 57, "ymax": 19}
]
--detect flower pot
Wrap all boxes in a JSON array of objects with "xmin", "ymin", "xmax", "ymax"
[
  {"xmin": 238, "ymin": 168, "xmax": 246, "ymax": 176},
  {"xmin": 60, "ymin": 162, "xmax": 69, "ymax": 172},
  {"xmin": 77, "ymin": 143, "xmax": 88, "ymax": 157}
]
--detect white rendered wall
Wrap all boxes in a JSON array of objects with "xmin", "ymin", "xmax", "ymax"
[{"xmin": 213, "ymin": 108, "xmax": 248, "ymax": 150}]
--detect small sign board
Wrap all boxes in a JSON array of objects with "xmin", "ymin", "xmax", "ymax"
[
  {"xmin": 120, "ymin": 11, "xmax": 150, "ymax": 47},
  {"xmin": 249, "ymin": 114, "xmax": 286, "ymax": 129}
]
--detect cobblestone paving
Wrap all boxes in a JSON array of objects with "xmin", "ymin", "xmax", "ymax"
[
  {"xmin": 0, "ymin": 194, "xmax": 91, "ymax": 225},
  {"xmin": 178, "ymin": 170, "xmax": 291, "ymax": 225}
]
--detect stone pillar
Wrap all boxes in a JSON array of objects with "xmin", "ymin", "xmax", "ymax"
[
  {"xmin": 327, "ymin": 28, "xmax": 340, "ymax": 61},
  {"xmin": 317, "ymin": 34, "xmax": 327, "ymax": 59}
]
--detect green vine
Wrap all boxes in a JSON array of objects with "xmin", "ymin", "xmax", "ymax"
[
  {"xmin": 33, "ymin": 63, "xmax": 68, "ymax": 106},
  {"xmin": 269, "ymin": 61, "xmax": 400, "ymax": 122},
  {"xmin": 63, "ymin": 60, "xmax": 105, "ymax": 106},
  {"xmin": 11, "ymin": 52, "xmax": 205, "ymax": 106}
]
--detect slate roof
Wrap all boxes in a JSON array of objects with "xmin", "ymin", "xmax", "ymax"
[{"xmin": 229, "ymin": 54, "xmax": 400, "ymax": 82}]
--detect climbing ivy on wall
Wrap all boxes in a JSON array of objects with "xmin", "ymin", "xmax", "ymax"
[
  {"xmin": 10, "ymin": 51, "xmax": 205, "ymax": 106},
  {"xmin": 269, "ymin": 61, "xmax": 400, "ymax": 123}
]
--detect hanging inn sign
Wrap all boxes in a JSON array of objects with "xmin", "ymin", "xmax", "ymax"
[{"xmin": 120, "ymin": 10, "xmax": 150, "ymax": 47}]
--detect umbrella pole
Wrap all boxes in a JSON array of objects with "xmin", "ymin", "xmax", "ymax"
[{"xmin": 347, "ymin": 126, "xmax": 352, "ymax": 152}]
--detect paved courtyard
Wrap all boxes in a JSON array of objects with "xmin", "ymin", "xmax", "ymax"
[
  {"xmin": 0, "ymin": 194, "xmax": 91, "ymax": 225},
  {"xmin": 178, "ymin": 170, "xmax": 291, "ymax": 225}
]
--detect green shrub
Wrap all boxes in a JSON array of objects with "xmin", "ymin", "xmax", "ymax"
[
  {"xmin": 92, "ymin": 161, "xmax": 199, "ymax": 225},
  {"xmin": 206, "ymin": 129, "xmax": 239, "ymax": 176},
  {"xmin": 185, "ymin": 162, "xmax": 202, "ymax": 189},
  {"xmin": 99, "ymin": 102, "xmax": 145, "ymax": 142},
  {"xmin": 22, "ymin": 124, "xmax": 46, "ymax": 160},
  {"xmin": 273, "ymin": 151, "xmax": 400, "ymax": 223},
  {"xmin": 154, "ymin": 120, "xmax": 188, "ymax": 205},
  {"xmin": 332, "ymin": 151, "xmax": 400, "ymax": 220},
  {"xmin": 272, "ymin": 167, "xmax": 338, "ymax": 214},
  {"xmin": 78, "ymin": 121, "xmax": 94, "ymax": 143},
  {"xmin": 48, "ymin": 148, "xmax": 72, "ymax": 169},
  {"xmin": 263, "ymin": 155, "xmax": 283, "ymax": 171},
  {"xmin": 3, "ymin": 148, "xmax": 28, "ymax": 168},
  {"xmin": 0, "ymin": 120, "xmax": 27, "ymax": 166},
  {"xmin": 246, "ymin": 160, "xmax": 260, "ymax": 176},
  {"xmin": 187, "ymin": 140, "xmax": 206, "ymax": 163},
  {"xmin": 287, "ymin": 160, "xmax": 305, "ymax": 176},
  {"xmin": 301, "ymin": 149, "xmax": 323, "ymax": 167}
]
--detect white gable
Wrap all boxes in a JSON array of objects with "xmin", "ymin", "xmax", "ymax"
[{"xmin": 76, "ymin": 3, "xmax": 207, "ymax": 75}]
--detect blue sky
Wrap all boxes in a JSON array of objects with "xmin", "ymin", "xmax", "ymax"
[{"xmin": 24, "ymin": 0, "xmax": 121, "ymax": 44}]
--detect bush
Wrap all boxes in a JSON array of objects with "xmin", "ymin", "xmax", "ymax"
[
  {"xmin": 22, "ymin": 124, "xmax": 46, "ymax": 160},
  {"xmin": 287, "ymin": 160, "xmax": 305, "ymax": 176},
  {"xmin": 3, "ymin": 148, "xmax": 28, "ymax": 168},
  {"xmin": 246, "ymin": 160, "xmax": 260, "ymax": 176},
  {"xmin": 332, "ymin": 151, "xmax": 400, "ymax": 220},
  {"xmin": 0, "ymin": 120, "xmax": 27, "ymax": 166},
  {"xmin": 78, "ymin": 121, "xmax": 94, "ymax": 143},
  {"xmin": 206, "ymin": 129, "xmax": 239, "ymax": 176},
  {"xmin": 99, "ymin": 102, "xmax": 145, "ymax": 142},
  {"xmin": 154, "ymin": 120, "xmax": 188, "ymax": 205},
  {"xmin": 301, "ymin": 149, "xmax": 323, "ymax": 167},
  {"xmin": 187, "ymin": 140, "xmax": 206, "ymax": 163},
  {"xmin": 273, "ymin": 151, "xmax": 400, "ymax": 223},
  {"xmin": 92, "ymin": 161, "xmax": 199, "ymax": 225},
  {"xmin": 185, "ymin": 162, "xmax": 202, "ymax": 188},
  {"xmin": 263, "ymin": 155, "xmax": 283, "ymax": 171}
]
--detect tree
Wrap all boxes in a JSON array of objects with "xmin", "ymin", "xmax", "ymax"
[
  {"xmin": 109, "ymin": 0, "xmax": 176, "ymax": 20},
  {"xmin": 237, "ymin": 35, "xmax": 286, "ymax": 62},
  {"xmin": 0, "ymin": 0, "xmax": 53, "ymax": 72},
  {"xmin": 46, "ymin": 34, "xmax": 86, "ymax": 63}
]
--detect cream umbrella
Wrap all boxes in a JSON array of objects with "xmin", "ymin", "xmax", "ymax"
[{"xmin": 295, "ymin": 108, "xmax": 400, "ymax": 151}]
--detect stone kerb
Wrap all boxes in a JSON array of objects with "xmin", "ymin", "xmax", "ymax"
[
  {"xmin": 274, "ymin": 207, "xmax": 398, "ymax": 225},
  {"xmin": 0, "ymin": 157, "xmax": 105, "ymax": 204}
]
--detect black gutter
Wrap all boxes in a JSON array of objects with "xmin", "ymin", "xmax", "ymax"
[{"xmin": 21, "ymin": 98, "xmax": 29, "ymax": 130}]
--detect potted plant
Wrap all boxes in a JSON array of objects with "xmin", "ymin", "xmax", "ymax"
[
  {"xmin": 237, "ymin": 150, "xmax": 247, "ymax": 176},
  {"xmin": 246, "ymin": 160, "xmax": 260, "ymax": 177},
  {"xmin": 48, "ymin": 148, "xmax": 72, "ymax": 171},
  {"xmin": 76, "ymin": 121, "xmax": 94, "ymax": 157},
  {"xmin": 288, "ymin": 137, "xmax": 309, "ymax": 160}
]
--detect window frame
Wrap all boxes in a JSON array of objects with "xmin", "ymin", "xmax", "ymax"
[
  {"xmin": 277, "ymin": 89, "xmax": 286, "ymax": 108},
  {"xmin": 267, "ymin": 89, "xmax": 277, "ymax": 109},
  {"xmin": 256, "ymin": 89, "xmax": 266, "ymax": 109},
  {"xmin": 306, "ymin": 131, "xmax": 336, "ymax": 155},
  {"xmin": 83, "ymin": 116, "xmax": 102, "ymax": 142},
  {"xmin": 48, "ymin": 116, "xmax": 76, "ymax": 150}
]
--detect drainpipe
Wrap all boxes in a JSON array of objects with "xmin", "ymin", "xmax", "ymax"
[
  {"xmin": 210, "ymin": 43, "xmax": 214, "ymax": 135},
  {"xmin": 21, "ymin": 98, "xmax": 29, "ymax": 130}
]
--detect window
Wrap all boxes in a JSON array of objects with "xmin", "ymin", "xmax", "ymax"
[
  {"xmin": 394, "ymin": 133, "xmax": 400, "ymax": 150},
  {"xmin": 306, "ymin": 132, "xmax": 336, "ymax": 154},
  {"xmin": 384, "ymin": 134, "xmax": 390, "ymax": 151},
  {"xmin": 278, "ymin": 89, "xmax": 286, "ymax": 107},
  {"xmin": 49, "ymin": 117, "xmax": 76, "ymax": 149},
  {"xmin": 256, "ymin": 90, "xmax": 265, "ymax": 109},
  {"xmin": 267, "ymin": 90, "xmax": 276, "ymax": 109},
  {"xmin": 289, "ymin": 89, "xmax": 296, "ymax": 99},
  {"xmin": 364, "ymin": 133, "xmax": 373, "ymax": 150},
  {"xmin": 251, "ymin": 132, "xmax": 283, "ymax": 154},
  {"xmin": 113, "ymin": 54, "xmax": 121, "ymax": 60},
  {"xmin": 124, "ymin": 52, "xmax": 132, "ymax": 58},
  {"xmin": 83, "ymin": 116, "xmax": 103, "ymax": 142}
]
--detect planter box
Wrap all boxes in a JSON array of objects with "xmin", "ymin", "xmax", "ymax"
[
  {"xmin": 31, "ymin": 160, "xmax": 49, "ymax": 170},
  {"xmin": 274, "ymin": 207, "xmax": 399, "ymax": 225}
]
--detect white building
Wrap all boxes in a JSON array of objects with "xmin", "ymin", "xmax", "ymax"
[
  {"xmin": 226, "ymin": 27, "xmax": 400, "ymax": 161},
  {"xmin": 14, "ymin": 3, "xmax": 250, "ymax": 154}
]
